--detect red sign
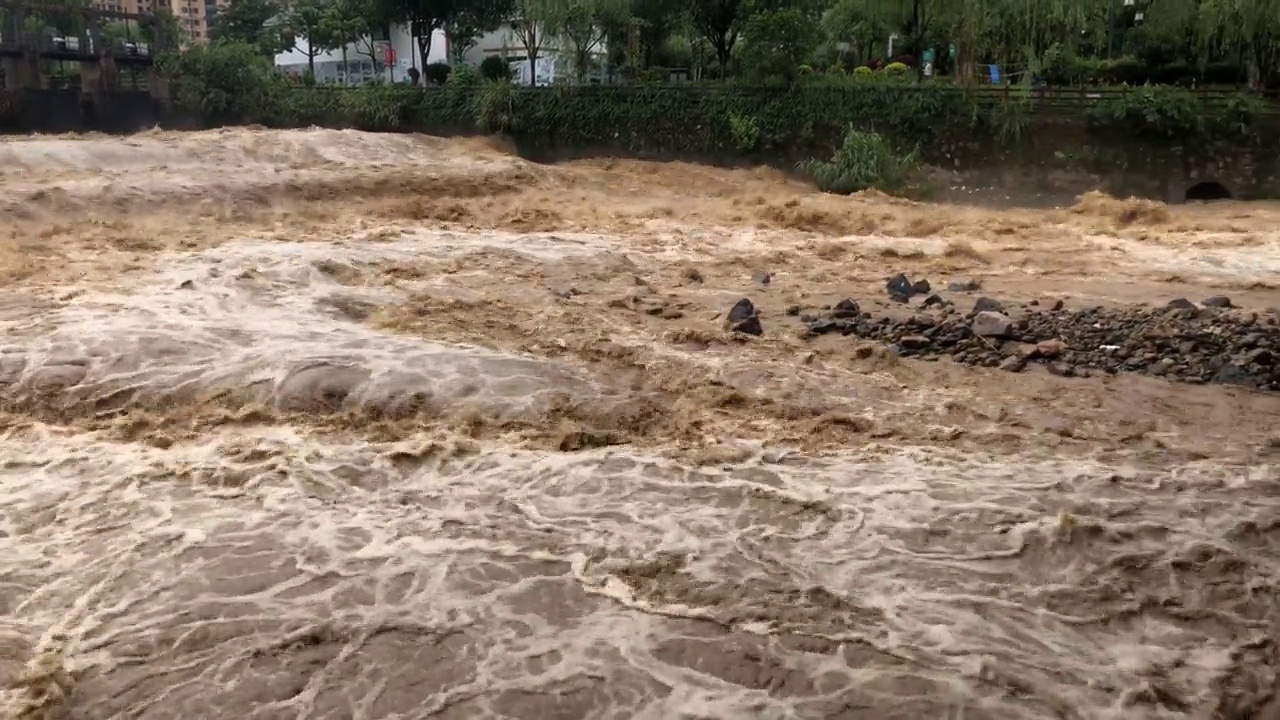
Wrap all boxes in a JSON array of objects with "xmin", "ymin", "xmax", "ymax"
[{"xmin": 383, "ymin": 45, "xmax": 396, "ymax": 65}]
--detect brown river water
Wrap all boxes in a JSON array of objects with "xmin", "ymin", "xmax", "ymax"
[{"xmin": 0, "ymin": 128, "xmax": 1278, "ymax": 720}]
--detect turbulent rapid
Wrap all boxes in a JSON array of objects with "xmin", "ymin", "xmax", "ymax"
[{"xmin": 0, "ymin": 128, "xmax": 1277, "ymax": 720}]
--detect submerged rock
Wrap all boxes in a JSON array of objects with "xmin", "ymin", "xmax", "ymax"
[{"xmin": 727, "ymin": 298, "xmax": 763, "ymax": 336}]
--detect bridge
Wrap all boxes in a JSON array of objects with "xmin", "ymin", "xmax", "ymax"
[{"xmin": 1, "ymin": 1, "xmax": 174, "ymax": 131}]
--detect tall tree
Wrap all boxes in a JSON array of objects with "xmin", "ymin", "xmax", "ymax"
[
  {"xmin": 327, "ymin": 0, "xmax": 394, "ymax": 82},
  {"xmin": 538, "ymin": 0, "xmax": 627, "ymax": 81},
  {"xmin": 737, "ymin": 5, "xmax": 819, "ymax": 81},
  {"xmin": 285, "ymin": 0, "xmax": 339, "ymax": 77},
  {"xmin": 511, "ymin": 0, "xmax": 548, "ymax": 84},
  {"xmin": 210, "ymin": 0, "xmax": 290, "ymax": 55},
  {"xmin": 147, "ymin": 7, "xmax": 186, "ymax": 50},
  {"xmin": 319, "ymin": 0, "xmax": 366, "ymax": 83},
  {"xmin": 445, "ymin": 0, "xmax": 514, "ymax": 61},
  {"xmin": 689, "ymin": 0, "xmax": 742, "ymax": 75},
  {"xmin": 824, "ymin": 0, "xmax": 885, "ymax": 67},
  {"xmin": 627, "ymin": 0, "xmax": 685, "ymax": 68},
  {"xmin": 370, "ymin": 0, "xmax": 478, "ymax": 74},
  {"xmin": 1145, "ymin": 0, "xmax": 1280, "ymax": 88}
]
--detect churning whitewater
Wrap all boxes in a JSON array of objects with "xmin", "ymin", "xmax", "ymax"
[{"xmin": 0, "ymin": 128, "xmax": 1277, "ymax": 720}]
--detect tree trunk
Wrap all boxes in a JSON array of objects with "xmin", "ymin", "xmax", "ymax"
[
  {"xmin": 954, "ymin": 41, "xmax": 971, "ymax": 84},
  {"xmin": 341, "ymin": 46, "xmax": 349, "ymax": 85},
  {"xmin": 356, "ymin": 37, "xmax": 378, "ymax": 82},
  {"xmin": 519, "ymin": 21, "xmax": 539, "ymax": 86},
  {"xmin": 715, "ymin": 35, "xmax": 731, "ymax": 77},
  {"xmin": 415, "ymin": 23, "xmax": 433, "ymax": 79}
]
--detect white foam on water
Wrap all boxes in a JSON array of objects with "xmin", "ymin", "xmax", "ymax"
[
  {"xmin": 0, "ymin": 233, "xmax": 1276, "ymax": 719},
  {"xmin": 1097, "ymin": 232, "xmax": 1280, "ymax": 282},
  {"xmin": 0, "ymin": 234, "xmax": 609, "ymax": 420},
  {"xmin": 0, "ymin": 423, "xmax": 1274, "ymax": 719}
]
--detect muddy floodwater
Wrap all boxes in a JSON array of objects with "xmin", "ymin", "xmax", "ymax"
[{"xmin": 1, "ymin": 129, "xmax": 1278, "ymax": 720}]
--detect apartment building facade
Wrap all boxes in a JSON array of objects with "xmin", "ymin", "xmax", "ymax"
[{"xmin": 90, "ymin": 0, "xmax": 228, "ymax": 43}]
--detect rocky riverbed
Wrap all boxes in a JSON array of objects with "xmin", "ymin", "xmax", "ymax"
[{"xmin": 735, "ymin": 274, "xmax": 1280, "ymax": 390}]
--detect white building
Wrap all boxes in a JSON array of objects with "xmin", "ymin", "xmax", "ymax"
[
  {"xmin": 274, "ymin": 26, "xmax": 446, "ymax": 85},
  {"xmin": 273, "ymin": 22, "xmax": 608, "ymax": 86},
  {"xmin": 461, "ymin": 23, "xmax": 608, "ymax": 85}
]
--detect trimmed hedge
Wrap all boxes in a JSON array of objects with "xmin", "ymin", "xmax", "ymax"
[
  {"xmin": 472, "ymin": 81, "xmax": 978, "ymax": 158},
  {"xmin": 159, "ymin": 43, "xmax": 1277, "ymax": 161},
  {"xmin": 1041, "ymin": 58, "xmax": 1256, "ymax": 89}
]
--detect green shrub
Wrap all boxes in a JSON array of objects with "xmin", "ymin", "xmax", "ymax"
[
  {"xmin": 727, "ymin": 112, "xmax": 761, "ymax": 152},
  {"xmin": 737, "ymin": 8, "xmax": 820, "ymax": 84},
  {"xmin": 853, "ymin": 65, "xmax": 872, "ymax": 75},
  {"xmin": 1214, "ymin": 92, "xmax": 1269, "ymax": 143},
  {"xmin": 423, "ymin": 62, "xmax": 452, "ymax": 85},
  {"xmin": 797, "ymin": 126, "xmax": 919, "ymax": 194},
  {"xmin": 488, "ymin": 82, "xmax": 975, "ymax": 158},
  {"xmin": 985, "ymin": 87, "xmax": 1033, "ymax": 144},
  {"xmin": 475, "ymin": 78, "xmax": 516, "ymax": 133},
  {"xmin": 882, "ymin": 61, "xmax": 910, "ymax": 76},
  {"xmin": 1043, "ymin": 56, "xmax": 1249, "ymax": 87},
  {"xmin": 157, "ymin": 50, "xmax": 1267, "ymax": 160},
  {"xmin": 1088, "ymin": 84, "xmax": 1203, "ymax": 140},
  {"xmin": 159, "ymin": 41, "xmax": 286, "ymax": 126},
  {"xmin": 343, "ymin": 83, "xmax": 419, "ymax": 130},
  {"xmin": 479, "ymin": 55, "xmax": 510, "ymax": 82},
  {"xmin": 419, "ymin": 64, "xmax": 485, "ymax": 129},
  {"xmin": 639, "ymin": 67, "xmax": 669, "ymax": 83}
]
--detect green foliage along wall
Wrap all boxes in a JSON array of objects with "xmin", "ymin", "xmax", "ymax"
[
  {"xmin": 474, "ymin": 82, "xmax": 975, "ymax": 158},
  {"xmin": 158, "ymin": 43, "xmax": 1278, "ymax": 168}
]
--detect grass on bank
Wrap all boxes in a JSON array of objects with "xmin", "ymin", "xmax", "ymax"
[{"xmin": 797, "ymin": 126, "xmax": 921, "ymax": 195}]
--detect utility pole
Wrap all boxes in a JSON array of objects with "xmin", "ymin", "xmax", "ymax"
[{"xmin": 1106, "ymin": 0, "xmax": 1116, "ymax": 59}]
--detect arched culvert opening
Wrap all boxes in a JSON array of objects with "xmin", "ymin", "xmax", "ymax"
[{"xmin": 1184, "ymin": 181, "xmax": 1233, "ymax": 202}]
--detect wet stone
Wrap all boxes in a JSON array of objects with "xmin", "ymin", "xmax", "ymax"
[
  {"xmin": 1036, "ymin": 339, "xmax": 1064, "ymax": 358},
  {"xmin": 728, "ymin": 299, "xmax": 756, "ymax": 324},
  {"xmin": 1246, "ymin": 348, "xmax": 1274, "ymax": 366},
  {"xmin": 947, "ymin": 278, "xmax": 982, "ymax": 292},
  {"xmin": 807, "ymin": 319, "xmax": 847, "ymax": 336},
  {"xmin": 999, "ymin": 355, "xmax": 1028, "ymax": 373},
  {"xmin": 972, "ymin": 297, "xmax": 1005, "ymax": 315},
  {"xmin": 1167, "ymin": 298, "xmax": 1198, "ymax": 311},
  {"xmin": 798, "ymin": 299, "xmax": 1279, "ymax": 391},
  {"xmin": 1213, "ymin": 364, "xmax": 1254, "ymax": 386},
  {"xmin": 727, "ymin": 298, "xmax": 762, "ymax": 336},
  {"xmin": 1047, "ymin": 362, "xmax": 1075, "ymax": 377},
  {"xmin": 886, "ymin": 273, "xmax": 915, "ymax": 303},
  {"xmin": 1203, "ymin": 295, "xmax": 1232, "ymax": 308},
  {"xmin": 971, "ymin": 311, "xmax": 1013, "ymax": 338},
  {"xmin": 732, "ymin": 315, "xmax": 763, "ymax": 336},
  {"xmin": 831, "ymin": 299, "xmax": 860, "ymax": 319}
]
